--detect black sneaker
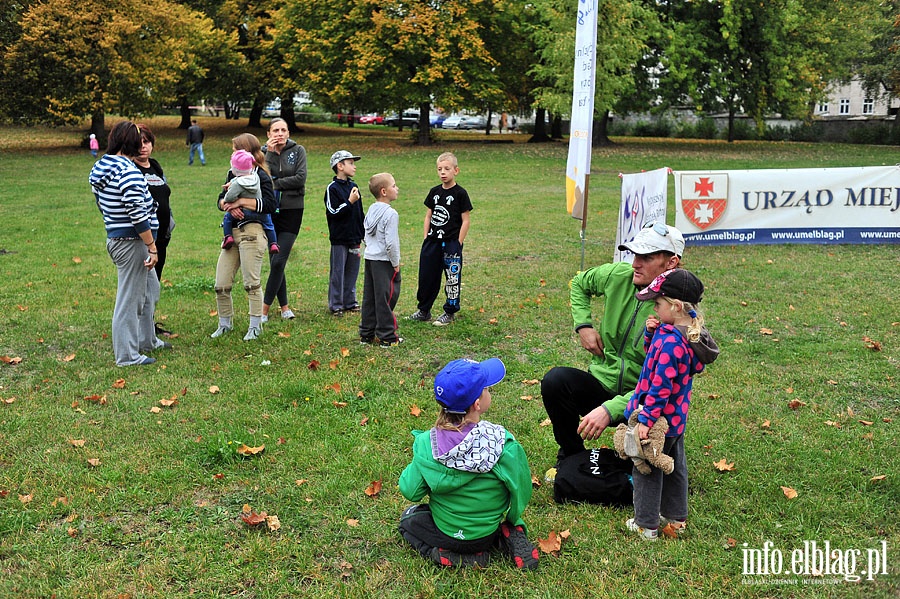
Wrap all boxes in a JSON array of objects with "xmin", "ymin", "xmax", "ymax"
[
  {"xmin": 432, "ymin": 312, "xmax": 455, "ymax": 326},
  {"xmin": 497, "ymin": 522, "xmax": 539, "ymax": 570},
  {"xmin": 359, "ymin": 336, "xmax": 374, "ymax": 345},
  {"xmin": 430, "ymin": 547, "xmax": 490, "ymax": 568},
  {"xmin": 376, "ymin": 337, "xmax": 404, "ymax": 347},
  {"xmin": 408, "ymin": 309, "xmax": 431, "ymax": 321},
  {"xmin": 331, "ymin": 309, "xmax": 344, "ymax": 318}
]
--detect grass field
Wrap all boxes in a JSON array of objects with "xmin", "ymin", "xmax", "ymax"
[{"xmin": 0, "ymin": 117, "xmax": 897, "ymax": 598}]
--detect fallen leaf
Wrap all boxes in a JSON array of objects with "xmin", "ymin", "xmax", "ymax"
[
  {"xmin": 346, "ymin": 518, "xmax": 360, "ymax": 527},
  {"xmin": 356, "ymin": 391, "xmax": 365, "ymax": 398},
  {"xmin": 0, "ymin": 356, "xmax": 23, "ymax": 365},
  {"xmin": 409, "ymin": 404, "xmax": 422, "ymax": 417},
  {"xmin": 781, "ymin": 486, "xmax": 798, "ymax": 499},
  {"xmin": 327, "ymin": 382, "xmax": 342, "ymax": 394},
  {"xmin": 488, "ymin": 318, "xmax": 498, "ymax": 325},
  {"xmin": 359, "ymin": 416, "xmax": 369, "ymax": 426},
  {"xmin": 340, "ymin": 347, "xmax": 350, "ymax": 357},
  {"xmin": 870, "ymin": 475, "xmax": 886, "ymax": 483},
  {"xmin": 241, "ymin": 509, "xmax": 267, "ymax": 526},
  {"xmin": 761, "ymin": 420, "xmax": 771, "ymax": 429},
  {"xmin": 537, "ymin": 531, "xmax": 562, "ymax": 554},
  {"xmin": 332, "ymin": 400, "xmax": 347, "ymax": 408},
  {"xmin": 522, "ymin": 379, "xmax": 539, "ymax": 385},
  {"xmin": 68, "ymin": 439, "xmax": 85, "ymax": 448},
  {"xmin": 862, "ymin": 336, "xmax": 882, "ymax": 351},
  {"xmin": 67, "ymin": 527, "xmax": 78, "ymax": 537},
  {"xmin": 883, "ymin": 418, "xmax": 893, "ymax": 423},
  {"xmin": 19, "ymin": 493, "xmax": 33, "ymax": 504},
  {"xmin": 539, "ymin": 279, "xmax": 546, "ymax": 287},
  {"xmin": 531, "ymin": 476, "xmax": 541, "ymax": 488},
  {"xmin": 236, "ymin": 444, "xmax": 265, "ymax": 457},
  {"xmin": 63, "ymin": 354, "xmax": 76, "ymax": 362},
  {"xmin": 827, "ymin": 380, "xmax": 838, "ymax": 386},
  {"xmin": 277, "ymin": 331, "xmax": 290, "ymax": 338},
  {"xmin": 277, "ymin": 437, "xmax": 286, "ymax": 444},
  {"xmin": 661, "ymin": 523, "xmax": 679, "ymax": 538},
  {"xmin": 1, "ymin": 397, "xmax": 14, "ymax": 404},
  {"xmin": 740, "ymin": 301, "xmax": 748, "ymax": 307},
  {"xmin": 329, "ymin": 359, "xmax": 340, "ymax": 369},
  {"xmin": 209, "ymin": 385, "xmax": 220, "ymax": 394},
  {"xmin": 520, "ymin": 395, "xmax": 533, "ymax": 401},
  {"xmin": 539, "ymin": 418, "xmax": 552, "ymax": 427},
  {"xmin": 824, "ymin": 420, "xmax": 842, "ymax": 428},
  {"xmin": 308, "ymin": 360, "xmax": 320, "ymax": 370},
  {"xmin": 725, "ymin": 538, "xmax": 738, "ymax": 548},
  {"xmin": 713, "ymin": 459, "xmax": 735, "ymax": 472},
  {"xmin": 295, "ymin": 479, "xmax": 308, "ymax": 486},
  {"xmin": 364, "ymin": 480, "xmax": 382, "ymax": 497},
  {"xmin": 788, "ymin": 399, "xmax": 806, "ymax": 410},
  {"xmin": 785, "ymin": 387, "xmax": 794, "ymax": 394},
  {"xmin": 265, "ymin": 515, "xmax": 281, "ymax": 531},
  {"xmin": 112, "ymin": 379, "xmax": 126, "ymax": 389},
  {"xmin": 87, "ymin": 458, "xmax": 101, "ymax": 467},
  {"xmin": 847, "ymin": 406, "xmax": 854, "ymax": 417},
  {"xmin": 759, "ymin": 328, "xmax": 774, "ymax": 335},
  {"xmin": 159, "ymin": 398, "xmax": 178, "ymax": 408},
  {"xmin": 149, "ymin": 406, "xmax": 161, "ymax": 414},
  {"xmin": 213, "ymin": 473, "xmax": 224, "ymax": 480},
  {"xmin": 52, "ymin": 496, "xmax": 70, "ymax": 506}
]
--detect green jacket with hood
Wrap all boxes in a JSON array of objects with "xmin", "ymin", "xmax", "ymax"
[
  {"xmin": 570, "ymin": 261, "xmax": 654, "ymax": 423},
  {"xmin": 398, "ymin": 422, "xmax": 533, "ymax": 541}
]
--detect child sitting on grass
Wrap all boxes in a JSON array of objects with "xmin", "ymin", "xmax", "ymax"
[{"xmin": 398, "ymin": 358, "xmax": 539, "ymax": 569}]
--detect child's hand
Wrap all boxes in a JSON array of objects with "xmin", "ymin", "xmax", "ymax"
[
  {"xmin": 350, "ymin": 186, "xmax": 360, "ymax": 202},
  {"xmin": 645, "ymin": 316, "xmax": 660, "ymax": 334},
  {"xmin": 222, "ymin": 182, "xmax": 232, "ymax": 191},
  {"xmin": 637, "ymin": 423, "xmax": 650, "ymax": 440}
]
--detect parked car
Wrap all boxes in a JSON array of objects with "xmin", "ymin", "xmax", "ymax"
[
  {"xmin": 383, "ymin": 111, "xmax": 420, "ymax": 128},
  {"xmin": 430, "ymin": 113, "xmax": 447, "ymax": 128},
  {"xmin": 262, "ymin": 94, "xmax": 313, "ymax": 118},
  {"xmin": 442, "ymin": 115, "xmax": 487, "ymax": 130},
  {"xmin": 358, "ymin": 113, "xmax": 383, "ymax": 124},
  {"xmin": 457, "ymin": 115, "xmax": 487, "ymax": 130}
]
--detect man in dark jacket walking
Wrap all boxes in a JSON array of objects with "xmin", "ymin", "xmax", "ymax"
[{"xmin": 186, "ymin": 120, "xmax": 206, "ymax": 166}]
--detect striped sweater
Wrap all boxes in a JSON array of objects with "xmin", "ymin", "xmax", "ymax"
[{"xmin": 89, "ymin": 154, "xmax": 158, "ymax": 239}]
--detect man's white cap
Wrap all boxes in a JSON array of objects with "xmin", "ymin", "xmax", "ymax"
[
  {"xmin": 330, "ymin": 150, "xmax": 361, "ymax": 169},
  {"xmin": 618, "ymin": 222, "xmax": 685, "ymax": 257}
]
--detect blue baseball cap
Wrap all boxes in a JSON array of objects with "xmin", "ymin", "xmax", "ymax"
[{"xmin": 434, "ymin": 358, "xmax": 506, "ymax": 414}]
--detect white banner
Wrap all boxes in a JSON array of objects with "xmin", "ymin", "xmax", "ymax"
[
  {"xmin": 615, "ymin": 167, "xmax": 670, "ymax": 262},
  {"xmin": 674, "ymin": 166, "xmax": 900, "ymax": 245},
  {"xmin": 565, "ymin": 0, "xmax": 597, "ymax": 220}
]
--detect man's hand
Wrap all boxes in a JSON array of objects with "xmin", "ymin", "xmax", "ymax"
[
  {"xmin": 578, "ymin": 327, "xmax": 604, "ymax": 356},
  {"xmin": 577, "ymin": 406, "xmax": 611, "ymax": 440}
]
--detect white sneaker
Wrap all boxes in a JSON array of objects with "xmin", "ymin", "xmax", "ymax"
[
  {"xmin": 281, "ymin": 309, "xmax": 295, "ymax": 320},
  {"xmin": 261, "ymin": 315, "xmax": 269, "ymax": 324},
  {"xmin": 625, "ymin": 518, "xmax": 658, "ymax": 541},
  {"xmin": 210, "ymin": 326, "xmax": 232, "ymax": 338},
  {"xmin": 243, "ymin": 326, "xmax": 261, "ymax": 341}
]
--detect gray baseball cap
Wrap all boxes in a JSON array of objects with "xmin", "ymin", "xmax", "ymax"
[
  {"xmin": 618, "ymin": 221, "xmax": 685, "ymax": 257},
  {"xmin": 330, "ymin": 150, "xmax": 361, "ymax": 169}
]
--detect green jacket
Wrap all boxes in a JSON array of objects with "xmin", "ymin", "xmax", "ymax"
[
  {"xmin": 570, "ymin": 261, "xmax": 655, "ymax": 422},
  {"xmin": 398, "ymin": 423, "xmax": 533, "ymax": 541}
]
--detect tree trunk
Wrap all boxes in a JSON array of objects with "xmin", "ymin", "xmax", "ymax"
[
  {"xmin": 592, "ymin": 110, "xmax": 614, "ymax": 146},
  {"xmin": 90, "ymin": 109, "xmax": 105, "ymax": 147},
  {"xmin": 280, "ymin": 95, "xmax": 298, "ymax": 132},
  {"xmin": 528, "ymin": 107, "xmax": 551, "ymax": 143},
  {"xmin": 416, "ymin": 101, "xmax": 431, "ymax": 145},
  {"xmin": 247, "ymin": 96, "xmax": 264, "ymax": 129},
  {"xmin": 727, "ymin": 106, "xmax": 736, "ymax": 143},
  {"xmin": 178, "ymin": 97, "xmax": 192, "ymax": 129},
  {"xmin": 485, "ymin": 108, "xmax": 493, "ymax": 135},
  {"xmin": 550, "ymin": 114, "xmax": 563, "ymax": 139}
]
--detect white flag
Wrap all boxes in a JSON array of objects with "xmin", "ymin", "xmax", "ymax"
[{"xmin": 565, "ymin": 0, "xmax": 598, "ymax": 220}]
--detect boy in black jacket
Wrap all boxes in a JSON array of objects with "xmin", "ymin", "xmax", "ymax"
[{"xmin": 324, "ymin": 150, "xmax": 364, "ymax": 316}]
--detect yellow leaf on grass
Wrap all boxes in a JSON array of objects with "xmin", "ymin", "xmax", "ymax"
[
  {"xmin": 539, "ymin": 418, "xmax": 552, "ymax": 427},
  {"xmin": 265, "ymin": 515, "xmax": 281, "ymax": 531},
  {"xmin": 112, "ymin": 379, "xmax": 126, "ymax": 389},
  {"xmin": 159, "ymin": 398, "xmax": 178, "ymax": 408},
  {"xmin": 713, "ymin": 459, "xmax": 735, "ymax": 472},
  {"xmin": 87, "ymin": 458, "xmax": 101, "ymax": 467},
  {"xmin": 69, "ymin": 439, "xmax": 85, "ymax": 448},
  {"xmin": 870, "ymin": 475, "xmax": 886, "ymax": 483},
  {"xmin": 295, "ymin": 479, "xmax": 308, "ymax": 486},
  {"xmin": 341, "ymin": 347, "xmax": 350, "ymax": 357},
  {"xmin": 824, "ymin": 420, "xmax": 841, "ymax": 428},
  {"xmin": 209, "ymin": 385, "xmax": 220, "ymax": 394},
  {"xmin": 409, "ymin": 404, "xmax": 422, "ymax": 417},
  {"xmin": 149, "ymin": 406, "xmax": 161, "ymax": 414},
  {"xmin": 332, "ymin": 401, "xmax": 347, "ymax": 408},
  {"xmin": 761, "ymin": 420, "xmax": 771, "ymax": 429},
  {"xmin": 858, "ymin": 420, "xmax": 874, "ymax": 426},
  {"xmin": 236, "ymin": 444, "xmax": 265, "ymax": 457},
  {"xmin": 19, "ymin": 493, "xmax": 33, "ymax": 504},
  {"xmin": 759, "ymin": 328, "xmax": 774, "ymax": 335},
  {"xmin": 781, "ymin": 486, "xmax": 798, "ymax": 499},
  {"xmin": 347, "ymin": 518, "xmax": 360, "ymax": 527},
  {"xmin": 522, "ymin": 379, "xmax": 539, "ymax": 385},
  {"xmin": 520, "ymin": 395, "xmax": 533, "ymax": 401}
]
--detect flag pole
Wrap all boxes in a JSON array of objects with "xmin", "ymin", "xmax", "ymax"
[{"xmin": 580, "ymin": 173, "xmax": 590, "ymax": 271}]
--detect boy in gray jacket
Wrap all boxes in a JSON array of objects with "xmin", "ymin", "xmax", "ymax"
[{"xmin": 359, "ymin": 173, "xmax": 402, "ymax": 346}]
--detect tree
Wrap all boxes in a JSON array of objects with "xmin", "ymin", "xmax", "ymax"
[
  {"xmin": 2, "ymin": 0, "xmax": 215, "ymax": 137},
  {"xmin": 530, "ymin": 0, "xmax": 655, "ymax": 144},
  {"xmin": 279, "ymin": 0, "xmax": 508, "ymax": 144}
]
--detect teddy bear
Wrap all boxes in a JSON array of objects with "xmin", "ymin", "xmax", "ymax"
[{"xmin": 613, "ymin": 411, "xmax": 674, "ymax": 476}]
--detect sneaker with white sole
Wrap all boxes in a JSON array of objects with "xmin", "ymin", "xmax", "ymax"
[
  {"xmin": 243, "ymin": 326, "xmax": 261, "ymax": 341},
  {"xmin": 625, "ymin": 518, "xmax": 658, "ymax": 541},
  {"xmin": 210, "ymin": 326, "xmax": 233, "ymax": 338},
  {"xmin": 432, "ymin": 312, "xmax": 455, "ymax": 326},
  {"xmin": 261, "ymin": 315, "xmax": 269, "ymax": 324},
  {"xmin": 281, "ymin": 309, "xmax": 295, "ymax": 320},
  {"xmin": 408, "ymin": 309, "xmax": 431, "ymax": 321}
]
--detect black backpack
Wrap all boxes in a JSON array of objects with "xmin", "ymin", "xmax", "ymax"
[{"xmin": 553, "ymin": 447, "xmax": 634, "ymax": 506}]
